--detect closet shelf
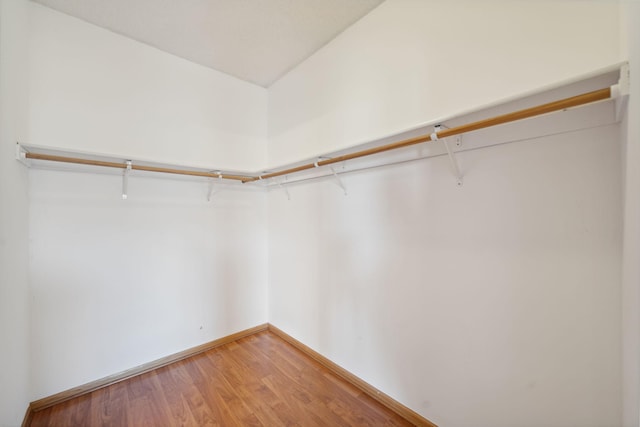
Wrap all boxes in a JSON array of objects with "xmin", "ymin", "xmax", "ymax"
[
  {"xmin": 21, "ymin": 151, "xmax": 252, "ymax": 182},
  {"xmin": 247, "ymin": 86, "xmax": 616, "ymax": 183},
  {"xmin": 18, "ymin": 64, "xmax": 629, "ymax": 187}
]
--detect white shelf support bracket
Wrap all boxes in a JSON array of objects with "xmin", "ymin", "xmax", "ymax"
[
  {"xmin": 277, "ymin": 177, "xmax": 291, "ymax": 201},
  {"xmin": 122, "ymin": 160, "xmax": 132, "ymax": 200},
  {"xmin": 433, "ymin": 125, "xmax": 463, "ymax": 186},
  {"xmin": 443, "ymin": 138, "xmax": 463, "ymax": 186},
  {"xmin": 330, "ymin": 166, "xmax": 347, "ymax": 196},
  {"xmin": 207, "ymin": 178, "xmax": 214, "ymax": 202},
  {"xmin": 612, "ymin": 62, "xmax": 630, "ymax": 122},
  {"xmin": 207, "ymin": 171, "xmax": 223, "ymax": 202},
  {"xmin": 15, "ymin": 142, "xmax": 29, "ymax": 167}
]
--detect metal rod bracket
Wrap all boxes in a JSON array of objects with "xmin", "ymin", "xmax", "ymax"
[
  {"xmin": 443, "ymin": 139, "xmax": 463, "ymax": 186},
  {"xmin": 15, "ymin": 142, "xmax": 30, "ymax": 167},
  {"xmin": 330, "ymin": 166, "xmax": 347, "ymax": 196},
  {"xmin": 612, "ymin": 63, "xmax": 630, "ymax": 122},
  {"xmin": 433, "ymin": 125, "xmax": 463, "ymax": 186},
  {"xmin": 277, "ymin": 177, "xmax": 291, "ymax": 200},
  {"xmin": 207, "ymin": 171, "xmax": 222, "ymax": 202},
  {"xmin": 122, "ymin": 160, "xmax": 132, "ymax": 199},
  {"xmin": 314, "ymin": 156, "xmax": 332, "ymax": 168},
  {"xmin": 435, "ymin": 127, "xmax": 462, "ymax": 186}
]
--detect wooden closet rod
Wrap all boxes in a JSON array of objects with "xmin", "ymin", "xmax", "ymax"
[
  {"xmin": 23, "ymin": 153, "xmax": 253, "ymax": 181},
  {"xmin": 24, "ymin": 86, "xmax": 612, "ymax": 183},
  {"xmin": 242, "ymin": 86, "xmax": 612, "ymax": 183}
]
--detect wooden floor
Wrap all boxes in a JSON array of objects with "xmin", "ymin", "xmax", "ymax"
[{"xmin": 28, "ymin": 331, "xmax": 415, "ymax": 426}]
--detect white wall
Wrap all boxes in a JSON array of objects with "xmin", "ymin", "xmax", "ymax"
[
  {"xmin": 29, "ymin": 170, "xmax": 268, "ymax": 398},
  {"xmin": 0, "ymin": 0, "xmax": 31, "ymax": 425},
  {"xmin": 15, "ymin": 2, "xmax": 629, "ymax": 426},
  {"xmin": 621, "ymin": 1, "xmax": 640, "ymax": 426},
  {"xmin": 25, "ymin": 1, "xmax": 271, "ymax": 401},
  {"xmin": 267, "ymin": 4, "xmax": 625, "ymax": 424},
  {"xmin": 268, "ymin": 117, "xmax": 623, "ymax": 426},
  {"xmin": 28, "ymin": 2, "xmax": 267, "ymax": 172},
  {"xmin": 267, "ymin": 0, "xmax": 621, "ymax": 169}
]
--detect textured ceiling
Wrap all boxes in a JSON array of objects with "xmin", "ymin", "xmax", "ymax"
[{"xmin": 32, "ymin": 0, "xmax": 385, "ymax": 87}]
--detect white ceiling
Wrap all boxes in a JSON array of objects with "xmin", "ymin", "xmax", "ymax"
[{"xmin": 32, "ymin": 0, "xmax": 385, "ymax": 87}]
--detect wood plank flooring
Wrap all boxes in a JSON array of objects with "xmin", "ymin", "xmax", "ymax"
[{"xmin": 28, "ymin": 331, "xmax": 416, "ymax": 426}]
